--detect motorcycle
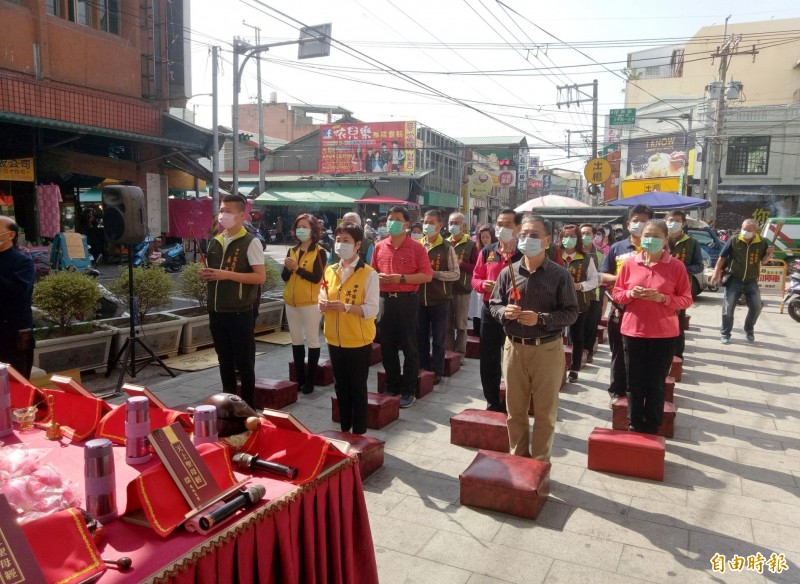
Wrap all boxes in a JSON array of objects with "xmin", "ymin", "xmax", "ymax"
[
  {"xmin": 131, "ymin": 235, "xmax": 155, "ymax": 268},
  {"xmin": 784, "ymin": 258, "xmax": 800, "ymax": 323},
  {"xmin": 156, "ymin": 242, "xmax": 187, "ymax": 273}
]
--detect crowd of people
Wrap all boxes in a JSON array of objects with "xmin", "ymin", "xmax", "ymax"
[{"xmin": 196, "ymin": 200, "xmax": 773, "ymax": 464}]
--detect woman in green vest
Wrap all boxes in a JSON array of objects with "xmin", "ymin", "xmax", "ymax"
[
  {"xmin": 319, "ymin": 222, "xmax": 380, "ymax": 434},
  {"xmin": 282, "ymin": 214, "xmax": 328, "ymax": 394}
]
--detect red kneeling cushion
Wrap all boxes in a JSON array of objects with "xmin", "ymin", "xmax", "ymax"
[
  {"xmin": 597, "ymin": 325, "xmax": 606, "ymax": 345},
  {"xmin": 369, "ymin": 343, "xmax": 382, "ymax": 366},
  {"xmin": 460, "ymin": 450, "xmax": 551, "ymax": 520},
  {"xmin": 670, "ymin": 356, "xmax": 683, "ymax": 382},
  {"xmin": 611, "ymin": 396, "xmax": 677, "ymax": 438},
  {"xmin": 288, "ymin": 358, "xmax": 334, "ymax": 386},
  {"xmin": 318, "ymin": 430, "xmax": 385, "ymax": 480},
  {"xmin": 466, "ymin": 336, "xmax": 480, "ymax": 359},
  {"xmin": 450, "ymin": 409, "xmax": 509, "ymax": 452},
  {"xmin": 331, "ymin": 391, "xmax": 399, "ymax": 430},
  {"xmin": 664, "ymin": 376, "xmax": 675, "ymax": 404},
  {"xmin": 443, "ymin": 351, "xmax": 461, "ymax": 377},
  {"xmin": 588, "ymin": 427, "xmax": 665, "ymax": 481},
  {"xmin": 377, "ymin": 370, "xmax": 434, "ymax": 398},
  {"xmin": 237, "ymin": 378, "xmax": 298, "ymax": 410}
]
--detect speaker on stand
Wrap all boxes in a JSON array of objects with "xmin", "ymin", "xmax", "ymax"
[{"xmin": 102, "ymin": 186, "xmax": 175, "ymax": 394}]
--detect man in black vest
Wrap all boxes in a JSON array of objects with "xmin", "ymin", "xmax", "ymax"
[
  {"xmin": 666, "ymin": 210, "xmax": 704, "ymax": 359},
  {"xmin": 0, "ymin": 216, "xmax": 35, "ymax": 377},
  {"xmin": 446, "ymin": 212, "xmax": 477, "ymax": 357},
  {"xmin": 201, "ymin": 194, "xmax": 266, "ymax": 408}
]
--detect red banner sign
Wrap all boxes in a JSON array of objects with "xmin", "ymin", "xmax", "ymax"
[{"xmin": 319, "ymin": 121, "xmax": 417, "ymax": 174}]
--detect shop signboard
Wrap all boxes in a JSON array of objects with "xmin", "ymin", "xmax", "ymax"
[
  {"xmin": 625, "ymin": 132, "xmax": 694, "ymax": 181},
  {"xmin": 758, "ymin": 263, "xmax": 786, "ymax": 295},
  {"xmin": 609, "ymin": 108, "xmax": 636, "ymax": 126},
  {"xmin": 0, "ymin": 158, "xmax": 35, "ymax": 182},
  {"xmin": 319, "ymin": 121, "xmax": 417, "ymax": 174},
  {"xmin": 621, "ymin": 177, "xmax": 682, "ymax": 198}
]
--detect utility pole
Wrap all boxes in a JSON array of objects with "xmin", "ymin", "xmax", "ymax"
[
  {"xmin": 706, "ymin": 17, "xmax": 758, "ymax": 222},
  {"xmin": 211, "ymin": 46, "xmax": 220, "ymax": 214},
  {"xmin": 591, "ymin": 79, "xmax": 598, "ymax": 159},
  {"xmin": 243, "ymin": 22, "xmax": 265, "ymax": 197},
  {"xmin": 557, "ymin": 81, "xmax": 599, "ymax": 202}
]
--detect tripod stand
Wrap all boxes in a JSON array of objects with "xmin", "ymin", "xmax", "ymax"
[{"xmin": 105, "ymin": 244, "xmax": 176, "ymax": 394}]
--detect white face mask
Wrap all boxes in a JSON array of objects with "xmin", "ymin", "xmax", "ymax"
[
  {"xmin": 295, "ymin": 227, "xmax": 311, "ymax": 242},
  {"xmin": 448, "ymin": 224, "xmax": 461, "ymax": 236},
  {"xmin": 335, "ymin": 242, "xmax": 356, "ymax": 261},
  {"xmin": 593, "ymin": 234, "xmax": 604, "ymax": 246},
  {"xmin": 218, "ymin": 212, "xmax": 236, "ymax": 230},
  {"xmin": 628, "ymin": 221, "xmax": 644, "ymax": 236},
  {"xmin": 496, "ymin": 226, "xmax": 514, "ymax": 243},
  {"xmin": 518, "ymin": 236, "xmax": 544, "ymax": 257},
  {"xmin": 667, "ymin": 221, "xmax": 683, "ymax": 235},
  {"xmin": 411, "ymin": 233, "xmax": 425, "ymax": 241},
  {"xmin": 742, "ymin": 230, "xmax": 755, "ymax": 240}
]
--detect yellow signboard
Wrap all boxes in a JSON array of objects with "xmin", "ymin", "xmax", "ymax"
[
  {"xmin": 620, "ymin": 177, "xmax": 681, "ymax": 199},
  {"xmin": 0, "ymin": 158, "xmax": 35, "ymax": 182},
  {"xmin": 584, "ymin": 158, "xmax": 611, "ymax": 185},
  {"xmin": 758, "ymin": 262, "xmax": 786, "ymax": 295},
  {"xmin": 468, "ymin": 172, "xmax": 494, "ymax": 197}
]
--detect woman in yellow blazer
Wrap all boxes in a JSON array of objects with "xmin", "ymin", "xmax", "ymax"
[
  {"xmin": 319, "ymin": 222, "xmax": 380, "ymax": 434},
  {"xmin": 282, "ymin": 214, "xmax": 327, "ymax": 394}
]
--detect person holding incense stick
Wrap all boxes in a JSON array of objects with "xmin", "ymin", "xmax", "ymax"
[{"xmin": 489, "ymin": 214, "xmax": 579, "ymax": 461}]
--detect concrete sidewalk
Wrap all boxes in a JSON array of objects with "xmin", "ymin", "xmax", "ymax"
[{"xmin": 100, "ymin": 289, "xmax": 800, "ymax": 583}]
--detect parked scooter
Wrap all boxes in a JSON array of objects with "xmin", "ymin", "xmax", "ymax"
[
  {"xmin": 156, "ymin": 242, "xmax": 187, "ymax": 273},
  {"xmin": 132, "ymin": 235, "xmax": 155, "ymax": 268},
  {"xmin": 784, "ymin": 258, "xmax": 800, "ymax": 323},
  {"xmin": 83, "ymin": 267, "xmax": 124, "ymax": 319}
]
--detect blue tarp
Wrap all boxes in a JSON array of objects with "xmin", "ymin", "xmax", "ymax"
[{"xmin": 607, "ymin": 192, "xmax": 710, "ymax": 210}]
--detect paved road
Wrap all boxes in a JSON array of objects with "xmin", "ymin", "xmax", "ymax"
[{"xmin": 78, "ymin": 286, "xmax": 800, "ymax": 584}]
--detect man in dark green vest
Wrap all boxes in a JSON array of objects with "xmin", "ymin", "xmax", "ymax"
[
  {"xmin": 667, "ymin": 210, "xmax": 704, "ymax": 359},
  {"xmin": 201, "ymin": 194, "xmax": 266, "ymax": 407}
]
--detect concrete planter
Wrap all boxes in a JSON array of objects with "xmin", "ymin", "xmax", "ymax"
[
  {"xmin": 168, "ymin": 307, "xmax": 212, "ymax": 354},
  {"xmin": 33, "ymin": 326, "xmax": 115, "ymax": 373},
  {"xmin": 255, "ymin": 300, "xmax": 284, "ymax": 334},
  {"xmin": 100, "ymin": 313, "xmax": 187, "ymax": 362}
]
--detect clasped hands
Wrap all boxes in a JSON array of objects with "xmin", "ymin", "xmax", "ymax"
[
  {"xmin": 319, "ymin": 299, "xmax": 346, "ymax": 313},
  {"xmin": 504, "ymin": 304, "xmax": 539, "ymax": 326},
  {"xmin": 628, "ymin": 286, "xmax": 663, "ymax": 302},
  {"xmin": 377, "ymin": 273, "xmax": 402, "ymax": 284}
]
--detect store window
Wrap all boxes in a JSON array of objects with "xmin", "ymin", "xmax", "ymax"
[{"xmin": 726, "ymin": 136, "xmax": 770, "ymax": 175}]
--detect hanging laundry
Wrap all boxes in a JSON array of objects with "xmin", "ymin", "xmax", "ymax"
[{"xmin": 36, "ymin": 184, "xmax": 62, "ymax": 238}]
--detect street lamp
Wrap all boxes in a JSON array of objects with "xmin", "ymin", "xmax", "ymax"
[{"xmin": 656, "ymin": 110, "xmax": 693, "ymax": 195}]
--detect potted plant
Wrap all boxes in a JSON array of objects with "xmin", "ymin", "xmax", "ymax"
[
  {"xmin": 100, "ymin": 266, "xmax": 187, "ymax": 360},
  {"xmin": 31, "ymin": 270, "xmax": 115, "ymax": 372}
]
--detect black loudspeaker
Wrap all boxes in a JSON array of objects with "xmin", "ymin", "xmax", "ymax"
[{"xmin": 102, "ymin": 185, "xmax": 146, "ymax": 244}]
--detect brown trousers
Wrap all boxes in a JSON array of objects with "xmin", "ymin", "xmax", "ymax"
[{"xmin": 502, "ymin": 338, "xmax": 564, "ymax": 461}]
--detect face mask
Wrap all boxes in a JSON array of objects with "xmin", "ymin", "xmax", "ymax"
[
  {"xmin": 377, "ymin": 227, "xmax": 388, "ymax": 238},
  {"xmin": 518, "ymin": 236, "xmax": 544, "ymax": 257},
  {"xmin": 218, "ymin": 212, "xmax": 235, "ymax": 230},
  {"xmin": 742, "ymin": 230, "xmax": 755, "ymax": 240},
  {"xmin": 561, "ymin": 237, "xmax": 577, "ymax": 249},
  {"xmin": 335, "ymin": 242, "xmax": 355, "ymax": 261},
  {"xmin": 496, "ymin": 226, "xmax": 513, "ymax": 243},
  {"xmin": 0, "ymin": 232, "xmax": 12, "ymax": 246},
  {"xmin": 448, "ymin": 224, "xmax": 461, "ymax": 237},
  {"xmin": 411, "ymin": 233, "xmax": 425, "ymax": 241},
  {"xmin": 593, "ymin": 234, "xmax": 604, "ymax": 246},
  {"xmin": 295, "ymin": 227, "xmax": 311, "ymax": 242},
  {"xmin": 629, "ymin": 221, "xmax": 644, "ymax": 236},
  {"xmin": 667, "ymin": 221, "xmax": 682, "ymax": 235},
  {"xmin": 387, "ymin": 220, "xmax": 404, "ymax": 236},
  {"xmin": 641, "ymin": 237, "xmax": 664, "ymax": 254},
  {"xmin": 422, "ymin": 223, "xmax": 438, "ymax": 237},
  {"xmin": 582, "ymin": 235, "xmax": 593, "ymax": 246}
]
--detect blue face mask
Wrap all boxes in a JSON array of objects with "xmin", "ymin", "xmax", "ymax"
[
  {"xmin": 387, "ymin": 220, "xmax": 404, "ymax": 236},
  {"xmin": 641, "ymin": 237, "xmax": 664, "ymax": 254},
  {"xmin": 518, "ymin": 236, "xmax": 544, "ymax": 257},
  {"xmin": 422, "ymin": 223, "xmax": 438, "ymax": 237}
]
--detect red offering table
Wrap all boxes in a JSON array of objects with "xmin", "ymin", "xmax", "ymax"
[{"xmin": 3, "ymin": 427, "xmax": 378, "ymax": 584}]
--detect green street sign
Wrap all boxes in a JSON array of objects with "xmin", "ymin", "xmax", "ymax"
[
  {"xmin": 610, "ymin": 108, "xmax": 636, "ymax": 126},
  {"xmin": 602, "ymin": 142, "xmax": 619, "ymax": 155}
]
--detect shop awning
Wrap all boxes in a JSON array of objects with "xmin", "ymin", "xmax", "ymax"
[
  {"xmin": 255, "ymin": 185, "xmax": 367, "ymax": 207},
  {"xmin": 423, "ymin": 191, "xmax": 459, "ymax": 208}
]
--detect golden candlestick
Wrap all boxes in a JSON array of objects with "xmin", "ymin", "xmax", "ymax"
[{"xmin": 45, "ymin": 395, "xmax": 62, "ymax": 440}]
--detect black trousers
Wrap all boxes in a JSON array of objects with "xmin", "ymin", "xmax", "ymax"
[
  {"xmin": 623, "ymin": 335, "xmax": 676, "ymax": 434},
  {"xmin": 568, "ymin": 312, "xmax": 588, "ymax": 372},
  {"xmin": 0, "ymin": 328, "xmax": 34, "ymax": 379},
  {"xmin": 209, "ymin": 311, "xmax": 256, "ymax": 407},
  {"xmin": 379, "ymin": 294, "xmax": 419, "ymax": 396},
  {"xmin": 583, "ymin": 299, "xmax": 602, "ymax": 356},
  {"xmin": 479, "ymin": 303, "xmax": 506, "ymax": 411},
  {"xmin": 675, "ymin": 309, "xmax": 688, "ymax": 360},
  {"xmin": 329, "ymin": 343, "xmax": 371, "ymax": 434},
  {"xmin": 418, "ymin": 302, "xmax": 447, "ymax": 376},
  {"xmin": 606, "ymin": 308, "xmax": 628, "ymax": 397}
]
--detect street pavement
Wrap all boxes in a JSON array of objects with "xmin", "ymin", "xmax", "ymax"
[{"xmin": 82, "ymin": 264, "xmax": 800, "ymax": 584}]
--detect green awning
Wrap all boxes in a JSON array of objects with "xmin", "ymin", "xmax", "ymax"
[
  {"xmin": 255, "ymin": 185, "xmax": 366, "ymax": 207},
  {"xmin": 79, "ymin": 188, "xmax": 103, "ymax": 203},
  {"xmin": 423, "ymin": 191, "xmax": 459, "ymax": 208}
]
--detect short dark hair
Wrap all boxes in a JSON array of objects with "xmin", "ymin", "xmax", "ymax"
[
  {"xmin": 377, "ymin": 216, "xmax": 387, "ymax": 226},
  {"xmin": 410, "ymin": 222, "xmax": 423, "ymax": 232},
  {"xmin": 334, "ymin": 221, "xmax": 364, "ymax": 243},
  {"xmin": 498, "ymin": 208, "xmax": 522, "ymax": 225},
  {"xmin": 292, "ymin": 213, "xmax": 322, "ymax": 244},
  {"xmin": 221, "ymin": 194, "xmax": 247, "ymax": 212},
  {"xmin": 579, "ymin": 223, "xmax": 597, "ymax": 235},
  {"xmin": 388, "ymin": 205, "xmax": 409, "ymax": 222},
  {"xmin": 629, "ymin": 204, "xmax": 654, "ymax": 220},
  {"xmin": 521, "ymin": 213, "xmax": 552, "ymax": 236},
  {"xmin": 423, "ymin": 209, "xmax": 442, "ymax": 222},
  {"xmin": 668, "ymin": 209, "xmax": 686, "ymax": 222}
]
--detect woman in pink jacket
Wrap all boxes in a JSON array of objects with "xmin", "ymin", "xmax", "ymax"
[{"xmin": 613, "ymin": 219, "xmax": 693, "ymax": 434}]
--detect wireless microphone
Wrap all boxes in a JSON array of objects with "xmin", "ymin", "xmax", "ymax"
[
  {"xmin": 197, "ymin": 484, "xmax": 266, "ymax": 531},
  {"xmin": 232, "ymin": 452, "xmax": 299, "ymax": 480}
]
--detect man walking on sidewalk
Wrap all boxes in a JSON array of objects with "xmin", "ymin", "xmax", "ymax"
[
  {"xmin": 372, "ymin": 206, "xmax": 433, "ymax": 408},
  {"xmin": 446, "ymin": 212, "xmax": 478, "ymax": 358}
]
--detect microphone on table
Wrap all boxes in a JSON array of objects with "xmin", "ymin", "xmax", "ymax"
[
  {"xmin": 232, "ymin": 452, "xmax": 299, "ymax": 480},
  {"xmin": 197, "ymin": 484, "xmax": 266, "ymax": 531}
]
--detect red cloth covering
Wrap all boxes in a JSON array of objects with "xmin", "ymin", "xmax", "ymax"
[
  {"xmin": 124, "ymin": 442, "xmax": 238, "ymax": 537},
  {"xmin": 42, "ymin": 388, "xmax": 111, "ymax": 441},
  {"xmin": 97, "ymin": 403, "xmax": 192, "ymax": 445},
  {"xmin": 167, "ymin": 197, "xmax": 253, "ymax": 239},
  {"xmin": 21, "ymin": 507, "xmax": 106, "ymax": 584},
  {"xmin": 240, "ymin": 419, "xmax": 346, "ymax": 486},
  {"xmin": 7, "ymin": 364, "xmax": 44, "ymax": 409}
]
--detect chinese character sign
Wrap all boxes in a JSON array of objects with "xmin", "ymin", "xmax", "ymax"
[
  {"xmin": 319, "ymin": 121, "xmax": 417, "ymax": 174},
  {"xmin": 0, "ymin": 158, "xmax": 35, "ymax": 182}
]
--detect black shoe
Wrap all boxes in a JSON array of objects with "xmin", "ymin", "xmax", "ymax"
[
  {"xmin": 568, "ymin": 370, "xmax": 578, "ymax": 383},
  {"xmin": 586, "ymin": 353, "xmax": 593, "ymax": 364},
  {"xmin": 433, "ymin": 374, "xmax": 442, "ymax": 385},
  {"xmin": 302, "ymin": 382, "xmax": 314, "ymax": 395}
]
